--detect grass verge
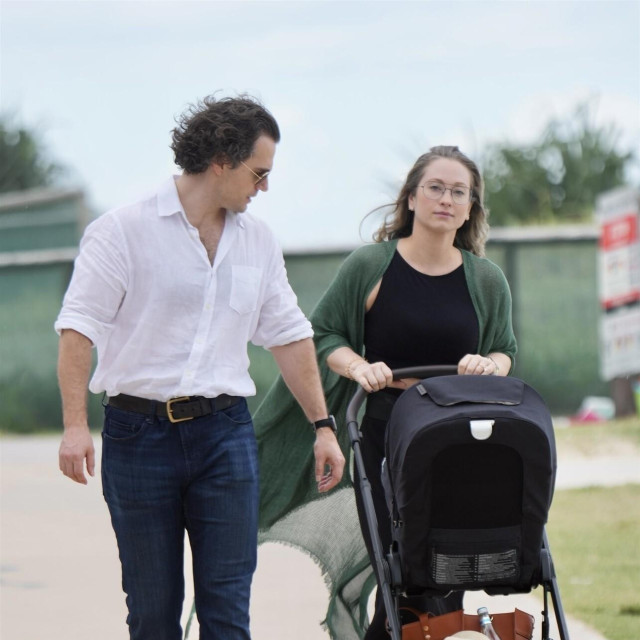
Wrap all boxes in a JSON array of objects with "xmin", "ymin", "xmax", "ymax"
[
  {"xmin": 544, "ymin": 416, "xmax": 640, "ymax": 640},
  {"xmin": 546, "ymin": 484, "xmax": 639, "ymax": 640}
]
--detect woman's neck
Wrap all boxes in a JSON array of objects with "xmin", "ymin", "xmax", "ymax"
[{"xmin": 397, "ymin": 234, "xmax": 462, "ymax": 276}]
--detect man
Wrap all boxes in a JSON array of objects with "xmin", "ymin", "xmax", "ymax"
[{"xmin": 56, "ymin": 94, "xmax": 345, "ymax": 640}]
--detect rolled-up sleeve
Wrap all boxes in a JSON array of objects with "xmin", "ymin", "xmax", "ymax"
[
  {"xmin": 250, "ymin": 244, "xmax": 312, "ymax": 349},
  {"xmin": 54, "ymin": 214, "xmax": 128, "ymax": 346}
]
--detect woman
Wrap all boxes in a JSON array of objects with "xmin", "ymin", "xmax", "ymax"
[
  {"xmin": 254, "ymin": 146, "xmax": 516, "ymax": 639},
  {"xmin": 312, "ymin": 145, "xmax": 516, "ymax": 637}
]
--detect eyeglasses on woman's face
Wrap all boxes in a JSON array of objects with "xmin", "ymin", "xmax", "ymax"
[{"xmin": 420, "ymin": 180, "xmax": 473, "ymax": 205}]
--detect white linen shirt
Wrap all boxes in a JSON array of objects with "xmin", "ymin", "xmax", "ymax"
[{"xmin": 55, "ymin": 177, "xmax": 313, "ymax": 401}]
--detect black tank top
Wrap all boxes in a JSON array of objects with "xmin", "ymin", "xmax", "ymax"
[{"xmin": 364, "ymin": 250, "xmax": 479, "ymax": 370}]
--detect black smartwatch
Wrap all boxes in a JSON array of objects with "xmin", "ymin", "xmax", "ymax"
[{"xmin": 312, "ymin": 415, "xmax": 337, "ymax": 435}]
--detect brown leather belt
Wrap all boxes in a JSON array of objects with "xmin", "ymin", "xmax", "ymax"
[{"xmin": 108, "ymin": 393, "xmax": 241, "ymax": 424}]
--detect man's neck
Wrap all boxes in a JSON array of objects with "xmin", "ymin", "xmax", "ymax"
[{"xmin": 175, "ymin": 172, "xmax": 225, "ymax": 230}]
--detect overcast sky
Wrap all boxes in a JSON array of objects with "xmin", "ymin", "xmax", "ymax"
[{"xmin": 2, "ymin": 0, "xmax": 639, "ymax": 249}]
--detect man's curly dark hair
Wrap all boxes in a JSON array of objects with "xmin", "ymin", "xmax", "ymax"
[{"xmin": 170, "ymin": 94, "xmax": 280, "ymax": 174}]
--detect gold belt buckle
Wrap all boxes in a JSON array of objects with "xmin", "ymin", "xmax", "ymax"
[{"xmin": 166, "ymin": 396, "xmax": 193, "ymax": 424}]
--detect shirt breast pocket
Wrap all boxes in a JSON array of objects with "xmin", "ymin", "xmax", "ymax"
[{"xmin": 230, "ymin": 266, "xmax": 262, "ymax": 315}]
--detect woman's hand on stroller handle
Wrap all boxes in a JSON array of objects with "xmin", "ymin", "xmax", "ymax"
[
  {"xmin": 457, "ymin": 353, "xmax": 507, "ymax": 376},
  {"xmin": 346, "ymin": 354, "xmax": 505, "ymax": 395},
  {"xmin": 347, "ymin": 360, "xmax": 418, "ymax": 393}
]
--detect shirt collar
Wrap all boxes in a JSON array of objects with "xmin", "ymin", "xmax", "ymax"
[
  {"xmin": 157, "ymin": 176, "xmax": 184, "ymax": 218},
  {"xmin": 233, "ymin": 211, "xmax": 246, "ymax": 230},
  {"xmin": 156, "ymin": 176, "xmax": 246, "ymax": 230}
]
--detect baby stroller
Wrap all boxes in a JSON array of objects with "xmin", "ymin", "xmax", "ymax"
[{"xmin": 346, "ymin": 366, "xmax": 570, "ymax": 640}]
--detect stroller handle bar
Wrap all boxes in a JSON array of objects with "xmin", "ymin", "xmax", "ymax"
[{"xmin": 346, "ymin": 365, "xmax": 458, "ymax": 424}]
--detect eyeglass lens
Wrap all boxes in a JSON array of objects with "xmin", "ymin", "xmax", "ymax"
[
  {"xmin": 241, "ymin": 161, "xmax": 269, "ymax": 185},
  {"xmin": 422, "ymin": 181, "xmax": 471, "ymax": 204}
]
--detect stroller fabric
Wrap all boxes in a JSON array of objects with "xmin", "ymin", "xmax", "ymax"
[{"xmin": 384, "ymin": 374, "xmax": 556, "ymax": 595}]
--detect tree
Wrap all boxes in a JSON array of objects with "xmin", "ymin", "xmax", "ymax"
[
  {"xmin": 482, "ymin": 102, "xmax": 635, "ymax": 226},
  {"xmin": 0, "ymin": 115, "xmax": 62, "ymax": 193}
]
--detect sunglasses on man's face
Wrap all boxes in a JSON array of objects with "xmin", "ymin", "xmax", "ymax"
[{"xmin": 240, "ymin": 161, "xmax": 270, "ymax": 185}]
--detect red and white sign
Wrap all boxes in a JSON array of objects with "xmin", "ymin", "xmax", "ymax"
[
  {"xmin": 596, "ymin": 187, "xmax": 640, "ymax": 380},
  {"xmin": 596, "ymin": 189, "xmax": 640, "ymax": 311},
  {"xmin": 600, "ymin": 214, "xmax": 638, "ymax": 250}
]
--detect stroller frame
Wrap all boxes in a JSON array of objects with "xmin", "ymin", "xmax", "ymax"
[{"xmin": 346, "ymin": 366, "xmax": 570, "ymax": 640}]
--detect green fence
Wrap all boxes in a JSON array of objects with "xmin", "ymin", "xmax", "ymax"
[
  {"xmin": 484, "ymin": 228, "xmax": 604, "ymax": 413},
  {"xmin": 0, "ymin": 187, "xmax": 88, "ymax": 252},
  {"xmin": 0, "ymin": 189, "xmax": 605, "ymax": 431}
]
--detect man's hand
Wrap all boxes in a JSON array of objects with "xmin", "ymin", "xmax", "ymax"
[
  {"xmin": 313, "ymin": 427, "xmax": 345, "ymax": 493},
  {"xmin": 270, "ymin": 338, "xmax": 346, "ymax": 493},
  {"xmin": 57, "ymin": 329, "xmax": 95, "ymax": 484},
  {"xmin": 59, "ymin": 426, "xmax": 95, "ymax": 485}
]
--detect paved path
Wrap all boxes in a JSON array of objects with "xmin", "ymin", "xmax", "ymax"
[{"xmin": 2, "ymin": 435, "xmax": 638, "ymax": 640}]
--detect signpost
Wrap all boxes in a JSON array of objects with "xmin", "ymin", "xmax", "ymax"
[{"xmin": 595, "ymin": 187, "xmax": 640, "ymax": 415}]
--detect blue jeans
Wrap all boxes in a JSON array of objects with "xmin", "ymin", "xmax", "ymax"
[{"xmin": 101, "ymin": 399, "xmax": 258, "ymax": 640}]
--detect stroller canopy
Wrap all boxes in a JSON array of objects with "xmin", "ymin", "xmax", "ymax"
[{"xmin": 384, "ymin": 374, "xmax": 556, "ymax": 594}]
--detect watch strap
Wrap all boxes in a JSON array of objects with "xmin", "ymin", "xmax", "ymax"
[{"xmin": 312, "ymin": 415, "xmax": 337, "ymax": 434}]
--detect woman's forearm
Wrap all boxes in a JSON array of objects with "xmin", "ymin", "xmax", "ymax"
[{"xmin": 326, "ymin": 346, "xmax": 366, "ymax": 380}]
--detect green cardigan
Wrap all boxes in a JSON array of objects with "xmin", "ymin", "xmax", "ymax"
[{"xmin": 254, "ymin": 239, "xmax": 516, "ymax": 639}]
